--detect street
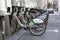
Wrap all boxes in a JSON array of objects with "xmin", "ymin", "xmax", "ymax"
[{"xmin": 6, "ymin": 11, "xmax": 60, "ymax": 40}]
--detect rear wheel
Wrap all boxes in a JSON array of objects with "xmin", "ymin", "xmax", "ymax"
[{"xmin": 29, "ymin": 23, "xmax": 46, "ymax": 36}]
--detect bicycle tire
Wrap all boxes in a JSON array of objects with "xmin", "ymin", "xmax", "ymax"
[
  {"xmin": 29, "ymin": 23, "xmax": 46, "ymax": 36},
  {"xmin": 10, "ymin": 17, "xmax": 17, "ymax": 34}
]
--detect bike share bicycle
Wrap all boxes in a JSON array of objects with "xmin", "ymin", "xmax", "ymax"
[
  {"xmin": 9, "ymin": 6, "xmax": 27, "ymax": 34},
  {"xmin": 24, "ymin": 8, "xmax": 49, "ymax": 35},
  {"xmin": 10, "ymin": 6, "xmax": 49, "ymax": 36}
]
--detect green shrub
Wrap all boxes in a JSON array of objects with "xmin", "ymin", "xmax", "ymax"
[{"xmin": 48, "ymin": 3, "xmax": 52, "ymax": 8}]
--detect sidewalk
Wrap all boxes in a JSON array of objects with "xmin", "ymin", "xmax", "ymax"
[{"xmin": 5, "ymin": 29, "xmax": 27, "ymax": 40}]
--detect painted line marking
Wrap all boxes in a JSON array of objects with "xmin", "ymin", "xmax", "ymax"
[{"xmin": 46, "ymin": 29, "xmax": 59, "ymax": 32}]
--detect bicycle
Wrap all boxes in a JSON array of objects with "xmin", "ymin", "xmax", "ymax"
[{"xmin": 10, "ymin": 6, "xmax": 49, "ymax": 36}]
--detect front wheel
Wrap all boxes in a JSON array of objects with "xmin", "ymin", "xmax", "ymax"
[
  {"xmin": 10, "ymin": 17, "xmax": 16, "ymax": 34},
  {"xmin": 29, "ymin": 23, "xmax": 46, "ymax": 36}
]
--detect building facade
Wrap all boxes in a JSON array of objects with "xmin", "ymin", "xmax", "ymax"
[
  {"xmin": 53, "ymin": 0, "xmax": 60, "ymax": 10},
  {"xmin": 58, "ymin": 0, "xmax": 60, "ymax": 10},
  {"xmin": 11, "ymin": 0, "xmax": 48, "ymax": 9},
  {"xmin": 19, "ymin": 0, "xmax": 48, "ymax": 9},
  {"xmin": 36, "ymin": 0, "xmax": 48, "ymax": 9}
]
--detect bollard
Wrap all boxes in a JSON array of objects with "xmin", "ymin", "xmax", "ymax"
[{"xmin": 0, "ymin": 33, "xmax": 3, "ymax": 40}]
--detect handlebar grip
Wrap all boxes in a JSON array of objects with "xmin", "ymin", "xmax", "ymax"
[{"xmin": 12, "ymin": 6, "xmax": 16, "ymax": 12}]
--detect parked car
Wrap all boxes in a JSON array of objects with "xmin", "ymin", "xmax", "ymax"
[{"xmin": 47, "ymin": 8, "xmax": 54, "ymax": 14}]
